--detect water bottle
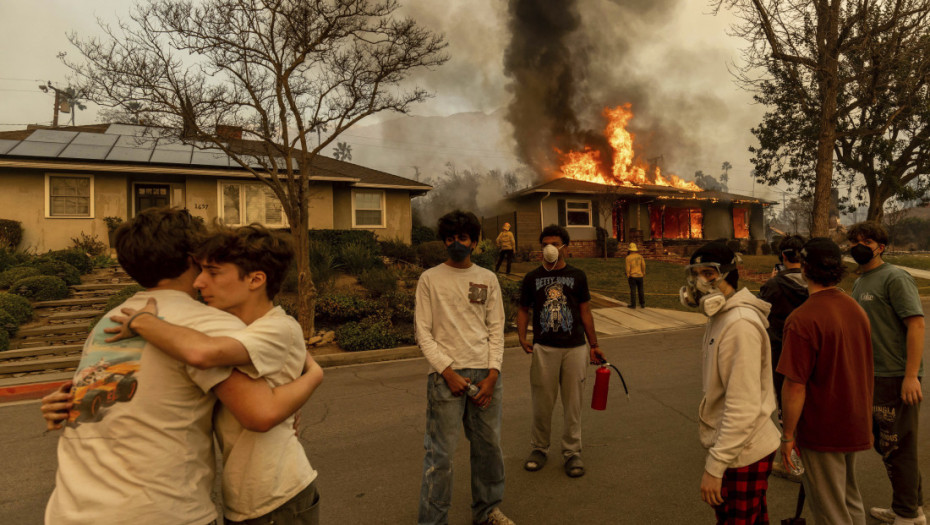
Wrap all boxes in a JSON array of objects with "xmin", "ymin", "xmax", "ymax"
[
  {"xmin": 788, "ymin": 448, "xmax": 804, "ymax": 476},
  {"xmin": 466, "ymin": 383, "xmax": 480, "ymax": 398}
]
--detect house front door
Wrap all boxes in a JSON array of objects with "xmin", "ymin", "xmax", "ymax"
[{"xmin": 134, "ymin": 184, "xmax": 170, "ymax": 214}]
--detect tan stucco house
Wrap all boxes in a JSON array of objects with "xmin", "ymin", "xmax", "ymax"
[{"xmin": 0, "ymin": 124, "xmax": 431, "ymax": 252}]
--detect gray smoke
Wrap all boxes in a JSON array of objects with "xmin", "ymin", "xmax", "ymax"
[{"xmin": 503, "ymin": 0, "xmax": 724, "ymax": 182}]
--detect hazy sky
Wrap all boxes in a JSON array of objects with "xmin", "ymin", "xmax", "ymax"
[{"xmin": 0, "ymin": 0, "xmax": 780, "ymax": 201}]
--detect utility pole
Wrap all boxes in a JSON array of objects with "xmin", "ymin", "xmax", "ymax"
[{"xmin": 37, "ymin": 81, "xmax": 69, "ymax": 127}]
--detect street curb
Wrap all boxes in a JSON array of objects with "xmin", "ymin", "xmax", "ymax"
[
  {"xmin": 314, "ymin": 333, "xmax": 524, "ymax": 368},
  {"xmin": 0, "ymin": 379, "xmax": 70, "ymax": 403}
]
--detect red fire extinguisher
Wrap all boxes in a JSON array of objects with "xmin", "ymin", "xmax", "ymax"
[{"xmin": 591, "ymin": 361, "xmax": 629, "ymax": 411}]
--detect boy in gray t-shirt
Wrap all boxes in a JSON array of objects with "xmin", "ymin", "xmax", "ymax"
[{"xmin": 848, "ymin": 221, "xmax": 925, "ymax": 524}]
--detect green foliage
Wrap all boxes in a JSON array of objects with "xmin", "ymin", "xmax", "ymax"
[
  {"xmin": 91, "ymin": 254, "xmax": 118, "ymax": 268},
  {"xmin": 274, "ymin": 294, "xmax": 299, "ymax": 318},
  {"xmin": 0, "ymin": 326, "xmax": 8, "ymax": 351},
  {"xmin": 0, "ymin": 308, "xmax": 18, "ymax": 338},
  {"xmin": 411, "ymin": 225, "xmax": 437, "ymax": 245},
  {"xmin": 33, "ymin": 259, "xmax": 82, "ymax": 286},
  {"xmin": 103, "ymin": 216, "xmax": 124, "ymax": 232},
  {"xmin": 70, "ymin": 232, "xmax": 108, "ymax": 257},
  {"xmin": 10, "ymin": 275, "xmax": 70, "ymax": 301},
  {"xmin": 0, "ymin": 249, "xmax": 16, "ymax": 273},
  {"xmin": 471, "ymin": 239, "xmax": 499, "ymax": 271},
  {"xmin": 359, "ymin": 266, "xmax": 398, "ymax": 295},
  {"xmin": 379, "ymin": 238, "xmax": 418, "ymax": 264},
  {"xmin": 0, "ymin": 266, "xmax": 41, "ymax": 289},
  {"xmin": 337, "ymin": 241, "xmax": 381, "ymax": 275},
  {"xmin": 46, "ymin": 249, "xmax": 93, "ymax": 274},
  {"xmin": 336, "ymin": 316, "xmax": 398, "ymax": 352},
  {"xmin": 307, "ymin": 229, "xmax": 380, "ymax": 254},
  {"xmin": 0, "ymin": 219, "xmax": 23, "ymax": 250},
  {"xmin": 417, "ymin": 241, "xmax": 447, "ymax": 269},
  {"xmin": 378, "ymin": 289, "xmax": 415, "ymax": 324},
  {"xmin": 497, "ymin": 274, "xmax": 521, "ymax": 327},
  {"xmin": 315, "ymin": 292, "xmax": 380, "ymax": 324},
  {"xmin": 0, "ymin": 292, "xmax": 33, "ymax": 324},
  {"xmin": 308, "ymin": 240, "xmax": 340, "ymax": 292}
]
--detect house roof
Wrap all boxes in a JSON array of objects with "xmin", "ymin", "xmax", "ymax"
[
  {"xmin": 0, "ymin": 124, "xmax": 431, "ymax": 193},
  {"xmin": 509, "ymin": 177, "xmax": 776, "ymax": 205}
]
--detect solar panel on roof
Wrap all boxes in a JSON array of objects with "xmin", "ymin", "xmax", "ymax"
[
  {"xmin": 8, "ymin": 140, "xmax": 68, "ymax": 157},
  {"xmin": 114, "ymin": 135, "xmax": 158, "ymax": 149},
  {"xmin": 60, "ymin": 144, "xmax": 113, "ymax": 161},
  {"xmin": 25, "ymin": 129, "xmax": 78, "ymax": 143},
  {"xmin": 150, "ymin": 142, "xmax": 194, "ymax": 164},
  {"xmin": 70, "ymin": 133, "xmax": 119, "ymax": 147},
  {"xmin": 108, "ymin": 146, "xmax": 155, "ymax": 163},
  {"xmin": 191, "ymin": 149, "xmax": 231, "ymax": 167},
  {"xmin": 0, "ymin": 140, "xmax": 19, "ymax": 155}
]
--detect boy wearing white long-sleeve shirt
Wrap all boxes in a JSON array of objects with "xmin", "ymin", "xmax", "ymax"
[{"xmin": 415, "ymin": 210, "xmax": 513, "ymax": 525}]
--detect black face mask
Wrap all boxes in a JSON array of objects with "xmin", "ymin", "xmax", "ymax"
[
  {"xmin": 850, "ymin": 244, "xmax": 875, "ymax": 265},
  {"xmin": 447, "ymin": 241, "xmax": 471, "ymax": 263}
]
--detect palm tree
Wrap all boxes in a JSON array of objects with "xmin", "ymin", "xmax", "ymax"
[
  {"xmin": 720, "ymin": 161, "xmax": 732, "ymax": 184},
  {"xmin": 332, "ymin": 141, "xmax": 352, "ymax": 161}
]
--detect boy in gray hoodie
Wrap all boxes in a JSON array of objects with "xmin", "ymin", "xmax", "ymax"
[{"xmin": 681, "ymin": 241, "xmax": 781, "ymax": 524}]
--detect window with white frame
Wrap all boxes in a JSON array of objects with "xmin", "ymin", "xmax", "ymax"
[
  {"xmin": 353, "ymin": 190, "xmax": 385, "ymax": 227},
  {"xmin": 47, "ymin": 175, "xmax": 93, "ymax": 217},
  {"xmin": 565, "ymin": 200, "xmax": 592, "ymax": 226},
  {"xmin": 220, "ymin": 182, "xmax": 286, "ymax": 227}
]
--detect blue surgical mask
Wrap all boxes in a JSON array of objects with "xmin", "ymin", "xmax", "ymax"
[{"xmin": 447, "ymin": 241, "xmax": 471, "ymax": 262}]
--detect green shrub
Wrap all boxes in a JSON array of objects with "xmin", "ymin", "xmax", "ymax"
[
  {"xmin": 379, "ymin": 290, "xmax": 415, "ymax": 324},
  {"xmin": 337, "ymin": 241, "xmax": 381, "ymax": 275},
  {"xmin": 10, "ymin": 275, "xmax": 69, "ymax": 301},
  {"xmin": 0, "ymin": 327, "xmax": 8, "ymax": 351},
  {"xmin": 103, "ymin": 216, "xmax": 124, "ymax": 232},
  {"xmin": 306, "ymin": 229, "xmax": 380, "ymax": 254},
  {"xmin": 417, "ymin": 241, "xmax": 447, "ymax": 269},
  {"xmin": 46, "ymin": 249, "xmax": 93, "ymax": 274},
  {"xmin": 315, "ymin": 292, "xmax": 380, "ymax": 324},
  {"xmin": 336, "ymin": 316, "xmax": 398, "ymax": 352},
  {"xmin": 359, "ymin": 266, "xmax": 398, "ymax": 295},
  {"xmin": 309, "ymin": 240, "xmax": 340, "ymax": 292},
  {"xmin": 379, "ymin": 238, "xmax": 418, "ymax": 264},
  {"xmin": 0, "ymin": 266, "xmax": 41, "ymax": 289},
  {"xmin": 497, "ymin": 274, "xmax": 521, "ymax": 327},
  {"xmin": 275, "ymin": 294, "xmax": 299, "ymax": 318},
  {"xmin": 471, "ymin": 239, "xmax": 499, "ymax": 271},
  {"xmin": 0, "ymin": 219, "xmax": 23, "ymax": 250},
  {"xmin": 0, "ymin": 249, "xmax": 15, "ymax": 272},
  {"xmin": 70, "ymin": 232, "xmax": 108, "ymax": 256},
  {"xmin": 34, "ymin": 260, "xmax": 82, "ymax": 286},
  {"xmin": 10, "ymin": 250, "xmax": 35, "ymax": 266},
  {"xmin": 411, "ymin": 225, "xmax": 436, "ymax": 245},
  {"xmin": 0, "ymin": 292, "xmax": 33, "ymax": 324},
  {"xmin": 91, "ymin": 254, "xmax": 118, "ymax": 268},
  {"xmin": 0, "ymin": 308, "xmax": 18, "ymax": 338}
]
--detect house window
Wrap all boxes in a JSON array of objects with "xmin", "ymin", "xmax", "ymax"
[
  {"xmin": 565, "ymin": 200, "xmax": 592, "ymax": 226},
  {"xmin": 353, "ymin": 190, "xmax": 384, "ymax": 227},
  {"xmin": 47, "ymin": 175, "xmax": 93, "ymax": 217},
  {"xmin": 733, "ymin": 207, "xmax": 750, "ymax": 239},
  {"xmin": 220, "ymin": 182, "xmax": 285, "ymax": 227}
]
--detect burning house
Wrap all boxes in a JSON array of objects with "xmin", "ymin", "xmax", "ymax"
[{"xmin": 484, "ymin": 105, "xmax": 774, "ymax": 257}]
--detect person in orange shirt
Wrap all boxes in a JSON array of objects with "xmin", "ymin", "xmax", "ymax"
[{"xmin": 625, "ymin": 243, "xmax": 646, "ymax": 308}]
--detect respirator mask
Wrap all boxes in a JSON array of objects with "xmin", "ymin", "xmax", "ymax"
[
  {"xmin": 542, "ymin": 244, "xmax": 562, "ymax": 264},
  {"xmin": 679, "ymin": 261, "xmax": 733, "ymax": 317}
]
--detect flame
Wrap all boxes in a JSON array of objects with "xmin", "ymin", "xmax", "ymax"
[{"xmin": 558, "ymin": 104, "xmax": 701, "ymax": 191}]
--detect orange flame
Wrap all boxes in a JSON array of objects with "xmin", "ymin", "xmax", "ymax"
[{"xmin": 558, "ymin": 104, "xmax": 701, "ymax": 191}]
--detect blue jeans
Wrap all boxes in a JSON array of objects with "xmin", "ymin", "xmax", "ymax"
[{"xmin": 418, "ymin": 369, "xmax": 505, "ymax": 525}]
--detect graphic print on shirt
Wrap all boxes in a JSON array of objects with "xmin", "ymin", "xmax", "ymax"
[
  {"xmin": 67, "ymin": 318, "xmax": 146, "ymax": 426},
  {"xmin": 540, "ymin": 282, "xmax": 573, "ymax": 334},
  {"xmin": 469, "ymin": 282, "xmax": 488, "ymax": 304}
]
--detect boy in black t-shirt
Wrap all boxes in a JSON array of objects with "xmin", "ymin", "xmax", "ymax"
[{"xmin": 517, "ymin": 224, "xmax": 604, "ymax": 478}]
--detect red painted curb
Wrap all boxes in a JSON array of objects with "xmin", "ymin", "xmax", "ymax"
[{"xmin": 0, "ymin": 380, "xmax": 70, "ymax": 403}]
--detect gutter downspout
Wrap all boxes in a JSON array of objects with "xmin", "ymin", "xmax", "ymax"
[{"xmin": 539, "ymin": 191, "xmax": 551, "ymax": 233}]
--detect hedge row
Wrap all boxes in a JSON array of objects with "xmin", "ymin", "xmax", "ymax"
[{"xmin": 0, "ymin": 219, "xmax": 23, "ymax": 250}]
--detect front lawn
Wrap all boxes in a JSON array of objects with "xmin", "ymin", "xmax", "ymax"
[{"xmin": 510, "ymin": 255, "xmax": 930, "ymax": 312}]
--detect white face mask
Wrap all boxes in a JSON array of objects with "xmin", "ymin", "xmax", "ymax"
[
  {"xmin": 542, "ymin": 244, "xmax": 560, "ymax": 264},
  {"xmin": 680, "ymin": 263, "xmax": 729, "ymax": 317}
]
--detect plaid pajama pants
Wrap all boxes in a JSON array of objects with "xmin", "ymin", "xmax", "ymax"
[{"xmin": 714, "ymin": 452, "xmax": 775, "ymax": 525}]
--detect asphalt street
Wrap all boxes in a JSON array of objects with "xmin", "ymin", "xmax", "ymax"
[{"xmin": 3, "ymin": 316, "xmax": 930, "ymax": 524}]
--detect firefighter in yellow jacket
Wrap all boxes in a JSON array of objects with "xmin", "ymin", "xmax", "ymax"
[
  {"xmin": 625, "ymin": 243, "xmax": 646, "ymax": 308},
  {"xmin": 495, "ymin": 223, "xmax": 516, "ymax": 274}
]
